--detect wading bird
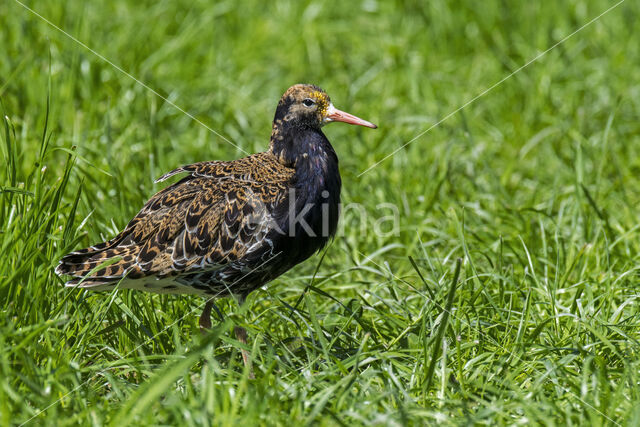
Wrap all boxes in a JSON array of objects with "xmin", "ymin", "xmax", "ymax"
[{"xmin": 56, "ymin": 84, "xmax": 377, "ymax": 375}]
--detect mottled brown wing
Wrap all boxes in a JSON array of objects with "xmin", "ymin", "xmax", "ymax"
[{"xmin": 56, "ymin": 153, "xmax": 294, "ymax": 294}]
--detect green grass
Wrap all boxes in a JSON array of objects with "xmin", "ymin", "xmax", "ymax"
[{"xmin": 2, "ymin": 0, "xmax": 640, "ymax": 425}]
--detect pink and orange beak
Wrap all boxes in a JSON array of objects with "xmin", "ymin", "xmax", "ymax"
[{"xmin": 325, "ymin": 104, "xmax": 377, "ymax": 129}]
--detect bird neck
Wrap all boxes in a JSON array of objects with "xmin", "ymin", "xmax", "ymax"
[
  {"xmin": 269, "ymin": 118, "xmax": 342, "ymax": 247},
  {"xmin": 269, "ymin": 120, "xmax": 334, "ymax": 170}
]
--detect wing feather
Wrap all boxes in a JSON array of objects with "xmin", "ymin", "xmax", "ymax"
[{"xmin": 56, "ymin": 152, "xmax": 295, "ymax": 295}]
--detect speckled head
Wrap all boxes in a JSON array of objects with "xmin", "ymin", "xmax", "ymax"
[{"xmin": 272, "ymin": 84, "xmax": 377, "ymax": 132}]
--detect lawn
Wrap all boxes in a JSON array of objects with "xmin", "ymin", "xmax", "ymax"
[{"xmin": 1, "ymin": 0, "xmax": 640, "ymax": 425}]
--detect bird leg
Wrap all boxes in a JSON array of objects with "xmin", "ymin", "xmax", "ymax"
[
  {"xmin": 199, "ymin": 300, "xmax": 214, "ymax": 333},
  {"xmin": 232, "ymin": 293, "xmax": 254, "ymax": 378},
  {"xmin": 200, "ymin": 297, "xmax": 254, "ymax": 378},
  {"xmin": 234, "ymin": 325, "xmax": 254, "ymax": 379}
]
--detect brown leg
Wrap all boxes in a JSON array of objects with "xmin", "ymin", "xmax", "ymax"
[
  {"xmin": 234, "ymin": 326, "xmax": 255, "ymax": 379},
  {"xmin": 199, "ymin": 300, "xmax": 213, "ymax": 333}
]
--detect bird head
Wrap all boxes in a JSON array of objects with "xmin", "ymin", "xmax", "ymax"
[{"xmin": 273, "ymin": 84, "xmax": 377, "ymax": 130}]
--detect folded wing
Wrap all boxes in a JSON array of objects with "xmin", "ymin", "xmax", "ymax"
[{"xmin": 56, "ymin": 155, "xmax": 294, "ymax": 295}]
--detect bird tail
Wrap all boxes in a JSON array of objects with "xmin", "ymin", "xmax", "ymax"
[
  {"xmin": 61, "ymin": 277, "xmax": 122, "ymax": 291},
  {"xmin": 55, "ymin": 239, "xmax": 137, "ymax": 290}
]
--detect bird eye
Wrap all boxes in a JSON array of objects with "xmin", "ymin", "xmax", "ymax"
[{"xmin": 302, "ymin": 98, "xmax": 315, "ymax": 107}]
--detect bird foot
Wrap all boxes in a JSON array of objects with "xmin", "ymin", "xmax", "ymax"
[{"xmin": 234, "ymin": 326, "xmax": 255, "ymax": 379}]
